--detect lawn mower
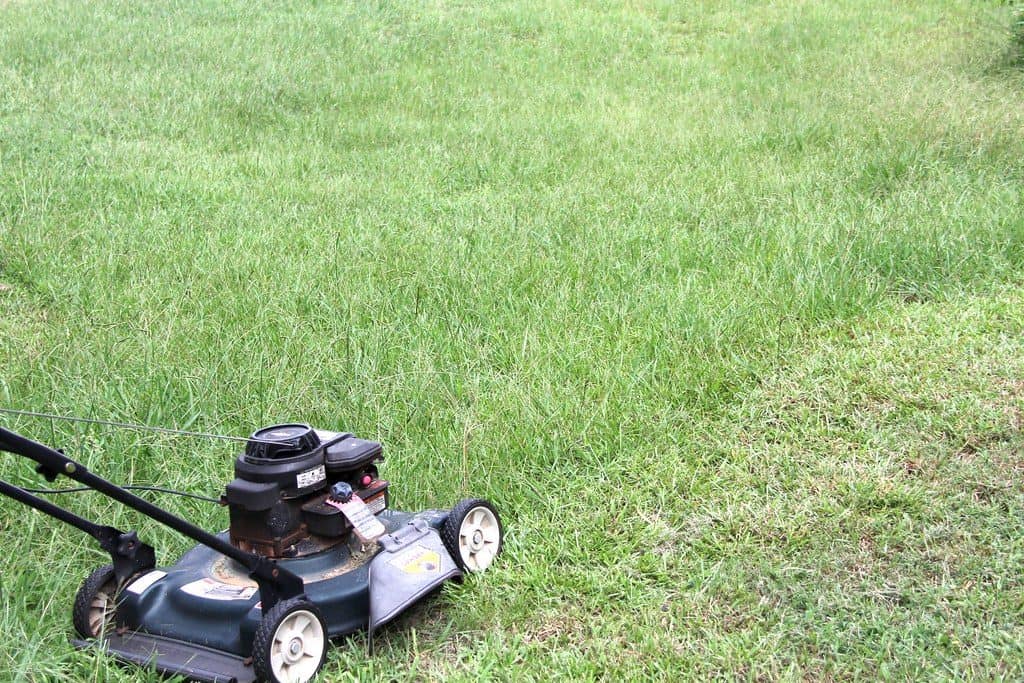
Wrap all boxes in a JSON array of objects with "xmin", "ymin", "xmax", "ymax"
[{"xmin": 0, "ymin": 422, "xmax": 503, "ymax": 683}]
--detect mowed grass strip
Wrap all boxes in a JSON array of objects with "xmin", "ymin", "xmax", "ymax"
[{"xmin": 0, "ymin": 0, "xmax": 1022, "ymax": 680}]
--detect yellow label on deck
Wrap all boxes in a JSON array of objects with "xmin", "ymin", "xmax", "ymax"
[{"xmin": 394, "ymin": 545, "xmax": 442, "ymax": 574}]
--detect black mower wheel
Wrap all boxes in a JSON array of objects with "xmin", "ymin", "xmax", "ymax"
[
  {"xmin": 252, "ymin": 598, "xmax": 327, "ymax": 683},
  {"xmin": 72, "ymin": 564, "xmax": 119, "ymax": 639},
  {"xmin": 442, "ymin": 498, "xmax": 503, "ymax": 573}
]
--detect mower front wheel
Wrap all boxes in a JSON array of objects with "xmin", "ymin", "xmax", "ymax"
[
  {"xmin": 442, "ymin": 498, "xmax": 503, "ymax": 573},
  {"xmin": 72, "ymin": 564, "xmax": 119, "ymax": 639},
  {"xmin": 252, "ymin": 598, "xmax": 327, "ymax": 683}
]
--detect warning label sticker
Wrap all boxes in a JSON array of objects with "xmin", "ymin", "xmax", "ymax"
[
  {"xmin": 180, "ymin": 578, "xmax": 258, "ymax": 601},
  {"xmin": 126, "ymin": 570, "xmax": 166, "ymax": 595},
  {"xmin": 391, "ymin": 545, "xmax": 442, "ymax": 575},
  {"xmin": 325, "ymin": 494, "xmax": 386, "ymax": 542},
  {"xmin": 296, "ymin": 465, "xmax": 326, "ymax": 489}
]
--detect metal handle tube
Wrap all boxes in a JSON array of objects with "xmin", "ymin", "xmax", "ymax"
[
  {"xmin": 0, "ymin": 426, "xmax": 303, "ymax": 609},
  {"xmin": 0, "ymin": 478, "xmax": 106, "ymax": 537},
  {"xmin": 0, "ymin": 427, "xmax": 245, "ymax": 562},
  {"xmin": 0, "ymin": 477, "xmax": 158, "ymax": 582}
]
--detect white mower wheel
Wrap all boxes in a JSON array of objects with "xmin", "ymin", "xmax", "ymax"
[
  {"xmin": 442, "ymin": 498, "xmax": 503, "ymax": 573},
  {"xmin": 253, "ymin": 598, "xmax": 327, "ymax": 683}
]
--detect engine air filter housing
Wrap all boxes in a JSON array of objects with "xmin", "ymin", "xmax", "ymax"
[{"xmin": 233, "ymin": 424, "xmax": 326, "ymax": 499}]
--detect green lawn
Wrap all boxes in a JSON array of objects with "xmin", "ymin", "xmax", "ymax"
[{"xmin": 1, "ymin": 0, "xmax": 1023, "ymax": 680}]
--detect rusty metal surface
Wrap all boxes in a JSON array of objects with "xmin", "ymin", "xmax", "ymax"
[{"xmin": 207, "ymin": 534, "xmax": 379, "ymax": 586}]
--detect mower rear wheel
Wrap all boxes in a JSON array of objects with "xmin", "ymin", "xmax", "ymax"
[
  {"xmin": 72, "ymin": 564, "xmax": 119, "ymax": 639},
  {"xmin": 253, "ymin": 598, "xmax": 327, "ymax": 683},
  {"xmin": 442, "ymin": 498, "xmax": 503, "ymax": 573}
]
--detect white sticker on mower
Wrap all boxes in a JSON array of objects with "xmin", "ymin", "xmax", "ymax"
[
  {"xmin": 180, "ymin": 578, "xmax": 258, "ymax": 601},
  {"xmin": 325, "ymin": 494, "xmax": 386, "ymax": 542},
  {"xmin": 126, "ymin": 570, "xmax": 167, "ymax": 595},
  {"xmin": 365, "ymin": 494, "xmax": 386, "ymax": 514},
  {"xmin": 296, "ymin": 465, "xmax": 326, "ymax": 488}
]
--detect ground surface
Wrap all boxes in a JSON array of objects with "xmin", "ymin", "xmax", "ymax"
[{"xmin": 1, "ymin": 1, "xmax": 1023, "ymax": 680}]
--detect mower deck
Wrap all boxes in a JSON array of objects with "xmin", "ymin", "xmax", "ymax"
[
  {"xmin": 73, "ymin": 508, "xmax": 458, "ymax": 682},
  {"xmin": 73, "ymin": 632, "xmax": 255, "ymax": 683}
]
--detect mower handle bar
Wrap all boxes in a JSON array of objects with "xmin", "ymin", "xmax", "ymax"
[{"xmin": 0, "ymin": 426, "xmax": 304, "ymax": 612}]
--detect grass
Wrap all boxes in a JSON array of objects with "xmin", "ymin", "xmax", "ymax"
[
  {"xmin": 0, "ymin": 0, "xmax": 1023, "ymax": 680},
  {"xmin": 1007, "ymin": 2, "xmax": 1024, "ymax": 68}
]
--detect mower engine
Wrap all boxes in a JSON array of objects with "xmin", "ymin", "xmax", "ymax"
[{"xmin": 223, "ymin": 424, "xmax": 388, "ymax": 557}]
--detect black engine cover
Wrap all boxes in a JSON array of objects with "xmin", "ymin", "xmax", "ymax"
[
  {"xmin": 233, "ymin": 424, "xmax": 327, "ymax": 499},
  {"xmin": 225, "ymin": 424, "xmax": 388, "ymax": 557}
]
